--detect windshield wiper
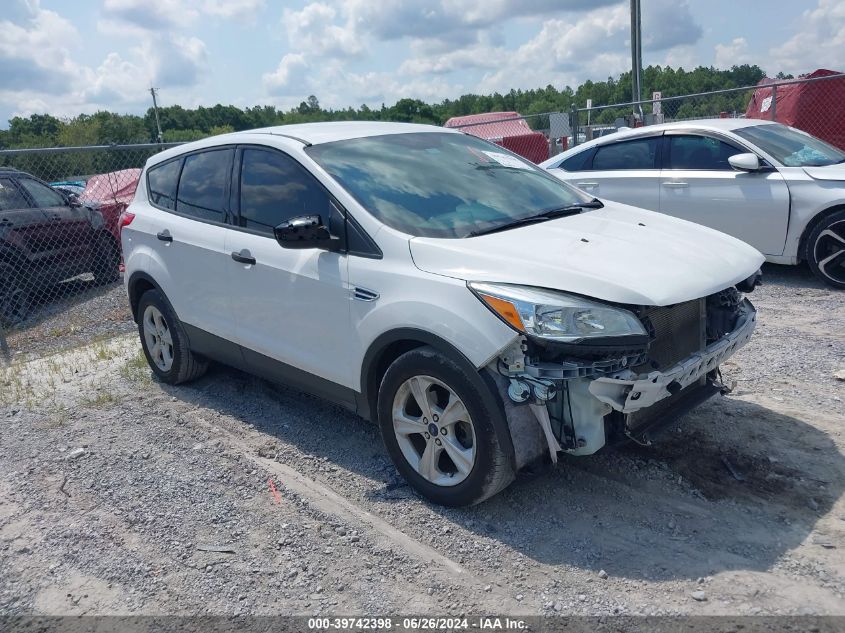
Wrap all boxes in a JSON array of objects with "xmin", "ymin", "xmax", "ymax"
[{"xmin": 466, "ymin": 199, "xmax": 603, "ymax": 237}]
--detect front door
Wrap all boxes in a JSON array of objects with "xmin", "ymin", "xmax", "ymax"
[
  {"xmin": 225, "ymin": 146, "xmax": 354, "ymax": 399},
  {"xmin": 659, "ymin": 133, "xmax": 790, "ymax": 256}
]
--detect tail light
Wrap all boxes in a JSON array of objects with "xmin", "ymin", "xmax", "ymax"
[
  {"xmin": 118, "ymin": 210, "xmax": 135, "ymax": 235},
  {"xmin": 117, "ymin": 211, "xmax": 135, "ymax": 272}
]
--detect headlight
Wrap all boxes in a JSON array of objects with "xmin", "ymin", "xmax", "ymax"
[{"xmin": 469, "ymin": 282, "xmax": 647, "ymax": 343}]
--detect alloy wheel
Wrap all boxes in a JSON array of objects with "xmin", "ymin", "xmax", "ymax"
[
  {"xmin": 142, "ymin": 305, "xmax": 174, "ymax": 372},
  {"xmin": 813, "ymin": 219, "xmax": 845, "ymax": 285},
  {"xmin": 391, "ymin": 375, "xmax": 476, "ymax": 487}
]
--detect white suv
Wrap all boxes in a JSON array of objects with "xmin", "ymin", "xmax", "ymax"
[{"xmin": 122, "ymin": 122, "xmax": 764, "ymax": 506}]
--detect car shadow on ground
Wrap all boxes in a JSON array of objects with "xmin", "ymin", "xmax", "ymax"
[
  {"xmin": 165, "ymin": 363, "xmax": 844, "ymax": 582},
  {"xmin": 761, "ymin": 261, "xmax": 826, "ymax": 289}
]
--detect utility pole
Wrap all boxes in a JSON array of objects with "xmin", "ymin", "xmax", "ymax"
[
  {"xmin": 150, "ymin": 87, "xmax": 164, "ymax": 143},
  {"xmin": 630, "ymin": 0, "xmax": 644, "ymax": 121}
]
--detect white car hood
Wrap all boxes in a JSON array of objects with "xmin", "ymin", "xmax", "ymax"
[
  {"xmin": 803, "ymin": 164, "xmax": 845, "ymax": 181},
  {"xmin": 409, "ymin": 202, "xmax": 764, "ymax": 306}
]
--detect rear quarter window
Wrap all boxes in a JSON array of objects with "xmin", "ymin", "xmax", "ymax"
[
  {"xmin": 559, "ymin": 150, "xmax": 592, "ymax": 172},
  {"xmin": 148, "ymin": 159, "xmax": 181, "ymax": 211}
]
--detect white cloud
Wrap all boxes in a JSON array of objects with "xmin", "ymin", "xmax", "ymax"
[
  {"xmin": 282, "ymin": 3, "xmax": 363, "ymax": 58},
  {"xmin": 102, "ymin": 0, "xmax": 198, "ymax": 30},
  {"xmin": 715, "ymin": 37, "xmax": 752, "ymax": 69},
  {"xmin": 263, "ymin": 54, "xmax": 311, "ymax": 96},
  {"xmin": 202, "ymin": 0, "xmax": 265, "ymax": 20},
  {"xmin": 769, "ymin": 0, "xmax": 845, "ymax": 74},
  {"xmin": 0, "ymin": 1, "xmax": 82, "ymax": 95}
]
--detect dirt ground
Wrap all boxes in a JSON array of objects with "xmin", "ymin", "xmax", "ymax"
[{"xmin": 0, "ymin": 263, "xmax": 843, "ymax": 617}]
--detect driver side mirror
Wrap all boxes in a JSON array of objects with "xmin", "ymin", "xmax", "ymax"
[
  {"xmin": 274, "ymin": 214, "xmax": 339, "ymax": 251},
  {"xmin": 64, "ymin": 191, "xmax": 82, "ymax": 207},
  {"xmin": 728, "ymin": 153, "xmax": 762, "ymax": 172}
]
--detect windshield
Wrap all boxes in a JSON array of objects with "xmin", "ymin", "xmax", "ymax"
[
  {"xmin": 306, "ymin": 132, "xmax": 590, "ymax": 238},
  {"xmin": 734, "ymin": 123, "xmax": 845, "ymax": 167}
]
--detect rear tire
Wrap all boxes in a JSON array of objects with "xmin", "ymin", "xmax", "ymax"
[
  {"xmin": 0, "ymin": 262, "xmax": 31, "ymax": 327},
  {"xmin": 806, "ymin": 209, "xmax": 845, "ymax": 289},
  {"xmin": 377, "ymin": 346, "xmax": 515, "ymax": 506},
  {"xmin": 137, "ymin": 289, "xmax": 208, "ymax": 384},
  {"xmin": 93, "ymin": 233, "xmax": 122, "ymax": 285}
]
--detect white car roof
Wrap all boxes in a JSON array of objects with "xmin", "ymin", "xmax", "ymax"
[
  {"xmin": 542, "ymin": 118, "xmax": 778, "ymax": 167},
  {"xmin": 147, "ymin": 121, "xmax": 457, "ymax": 167}
]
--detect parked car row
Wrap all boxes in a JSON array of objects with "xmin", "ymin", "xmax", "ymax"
[{"xmin": 0, "ymin": 168, "xmax": 134, "ymax": 326}]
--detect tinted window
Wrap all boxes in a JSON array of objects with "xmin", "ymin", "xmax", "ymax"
[
  {"xmin": 18, "ymin": 178, "xmax": 65, "ymax": 208},
  {"xmin": 560, "ymin": 150, "xmax": 592, "ymax": 172},
  {"xmin": 592, "ymin": 138, "xmax": 658, "ymax": 170},
  {"xmin": 734, "ymin": 123, "xmax": 845, "ymax": 167},
  {"xmin": 306, "ymin": 133, "xmax": 589, "ymax": 239},
  {"xmin": 668, "ymin": 135, "xmax": 742, "ymax": 170},
  {"xmin": 0, "ymin": 178, "xmax": 31, "ymax": 210},
  {"xmin": 148, "ymin": 159, "xmax": 181, "ymax": 210},
  {"xmin": 238, "ymin": 149, "xmax": 331, "ymax": 234},
  {"xmin": 176, "ymin": 149, "xmax": 233, "ymax": 222}
]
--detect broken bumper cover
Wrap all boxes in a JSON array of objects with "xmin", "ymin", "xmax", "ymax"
[{"xmin": 588, "ymin": 298, "xmax": 756, "ymax": 414}]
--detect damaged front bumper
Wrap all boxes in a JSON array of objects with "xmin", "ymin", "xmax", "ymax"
[
  {"xmin": 588, "ymin": 298, "xmax": 756, "ymax": 413},
  {"xmin": 491, "ymin": 296, "xmax": 757, "ymax": 467}
]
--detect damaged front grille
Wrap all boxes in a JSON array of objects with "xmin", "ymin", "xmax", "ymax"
[{"xmin": 637, "ymin": 299, "xmax": 705, "ymax": 371}]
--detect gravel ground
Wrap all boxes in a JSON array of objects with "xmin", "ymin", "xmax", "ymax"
[
  {"xmin": 3, "ymin": 278, "xmax": 132, "ymax": 360},
  {"xmin": 0, "ymin": 263, "xmax": 843, "ymax": 617}
]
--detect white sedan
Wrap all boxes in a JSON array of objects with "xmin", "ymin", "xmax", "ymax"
[{"xmin": 541, "ymin": 119, "xmax": 845, "ymax": 288}]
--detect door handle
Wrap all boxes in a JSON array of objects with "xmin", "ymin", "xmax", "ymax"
[
  {"xmin": 231, "ymin": 250, "xmax": 256, "ymax": 265},
  {"xmin": 156, "ymin": 230, "xmax": 173, "ymax": 242},
  {"xmin": 577, "ymin": 181, "xmax": 599, "ymax": 187},
  {"xmin": 662, "ymin": 182, "xmax": 689, "ymax": 188}
]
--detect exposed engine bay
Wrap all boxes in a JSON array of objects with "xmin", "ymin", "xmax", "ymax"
[{"xmin": 489, "ymin": 284, "xmax": 758, "ymax": 468}]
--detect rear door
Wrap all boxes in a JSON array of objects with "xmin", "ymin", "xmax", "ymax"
[
  {"xmin": 575, "ymin": 135, "xmax": 662, "ymax": 210},
  {"xmin": 139, "ymin": 148, "xmax": 238, "ymax": 340},
  {"xmin": 658, "ymin": 132, "xmax": 790, "ymax": 255}
]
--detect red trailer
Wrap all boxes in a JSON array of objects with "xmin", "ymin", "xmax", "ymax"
[
  {"xmin": 444, "ymin": 112, "xmax": 549, "ymax": 163},
  {"xmin": 745, "ymin": 69, "xmax": 845, "ymax": 150}
]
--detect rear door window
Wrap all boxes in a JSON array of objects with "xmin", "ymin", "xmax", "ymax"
[
  {"xmin": 0, "ymin": 178, "xmax": 31, "ymax": 210},
  {"xmin": 592, "ymin": 138, "xmax": 659, "ymax": 170},
  {"xmin": 148, "ymin": 159, "xmax": 181, "ymax": 210},
  {"xmin": 176, "ymin": 149, "xmax": 233, "ymax": 222}
]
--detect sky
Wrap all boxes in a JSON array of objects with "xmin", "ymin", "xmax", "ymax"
[{"xmin": 1, "ymin": 0, "xmax": 844, "ymax": 125}]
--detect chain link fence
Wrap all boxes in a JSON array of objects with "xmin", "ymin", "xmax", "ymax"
[
  {"xmin": 570, "ymin": 71, "xmax": 845, "ymax": 152},
  {"xmin": 446, "ymin": 73, "xmax": 845, "ymax": 163},
  {"xmin": 0, "ymin": 143, "xmax": 182, "ymax": 362}
]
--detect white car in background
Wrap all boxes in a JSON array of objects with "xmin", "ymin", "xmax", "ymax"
[{"xmin": 541, "ymin": 120, "xmax": 845, "ymax": 288}]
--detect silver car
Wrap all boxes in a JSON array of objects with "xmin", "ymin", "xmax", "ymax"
[{"xmin": 541, "ymin": 119, "xmax": 845, "ymax": 288}]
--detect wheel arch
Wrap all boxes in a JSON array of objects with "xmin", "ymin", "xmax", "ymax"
[
  {"xmin": 359, "ymin": 328, "xmax": 488, "ymax": 424},
  {"xmin": 798, "ymin": 204, "xmax": 845, "ymax": 263},
  {"xmin": 127, "ymin": 271, "xmax": 164, "ymax": 323}
]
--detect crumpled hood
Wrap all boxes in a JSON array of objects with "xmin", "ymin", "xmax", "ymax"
[
  {"xmin": 803, "ymin": 164, "xmax": 845, "ymax": 182},
  {"xmin": 409, "ymin": 202, "xmax": 764, "ymax": 306}
]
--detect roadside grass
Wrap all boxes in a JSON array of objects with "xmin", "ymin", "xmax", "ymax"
[{"xmin": 119, "ymin": 349, "xmax": 153, "ymax": 386}]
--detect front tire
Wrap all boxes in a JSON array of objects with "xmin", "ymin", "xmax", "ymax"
[
  {"xmin": 806, "ymin": 209, "xmax": 845, "ymax": 289},
  {"xmin": 377, "ymin": 346, "xmax": 515, "ymax": 506},
  {"xmin": 137, "ymin": 289, "xmax": 208, "ymax": 384}
]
